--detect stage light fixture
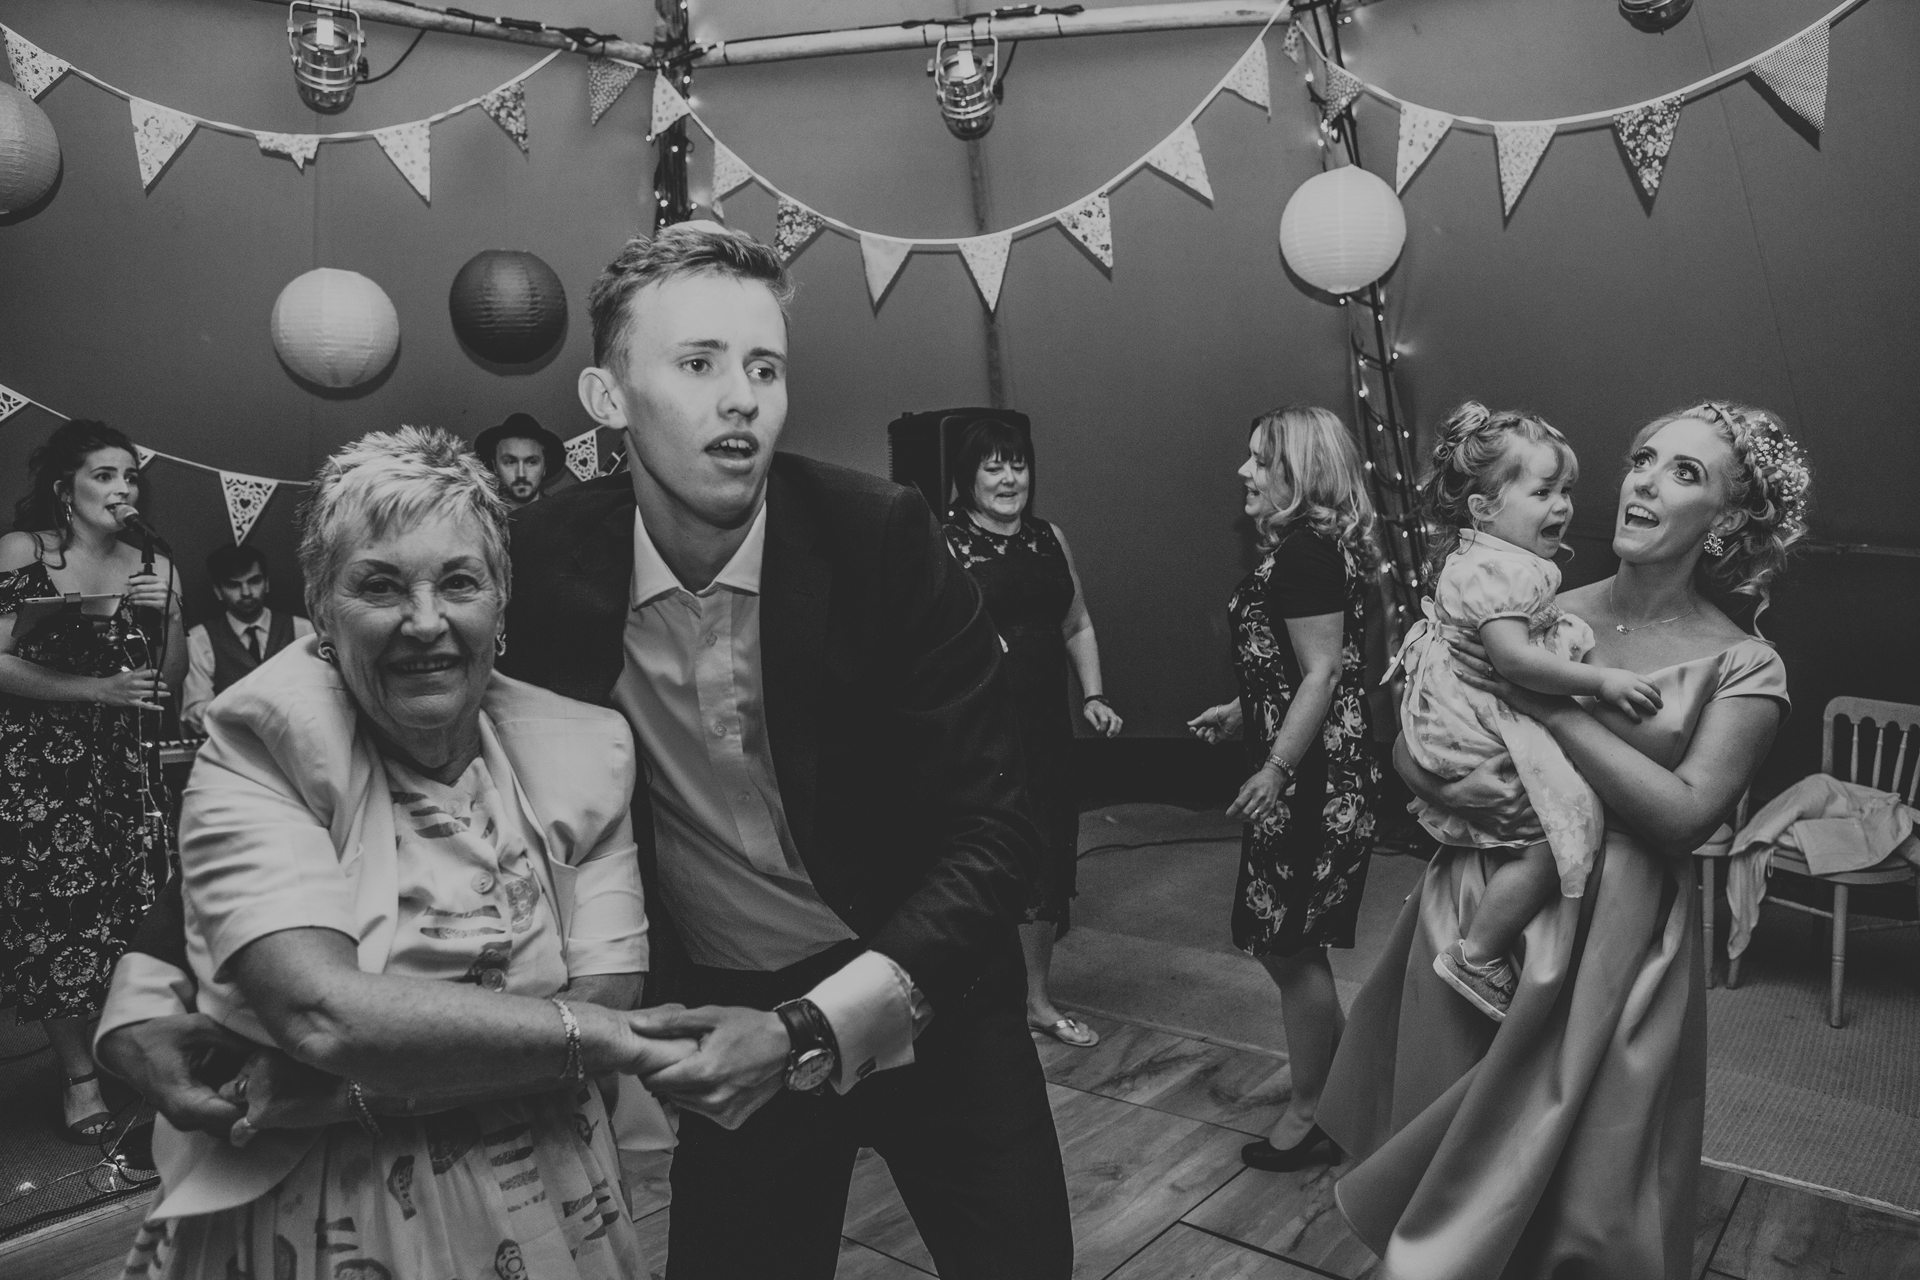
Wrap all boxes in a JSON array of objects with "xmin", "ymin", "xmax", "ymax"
[
  {"xmin": 288, "ymin": 2, "xmax": 368, "ymax": 113},
  {"xmin": 929, "ymin": 35, "xmax": 1001, "ymax": 140}
]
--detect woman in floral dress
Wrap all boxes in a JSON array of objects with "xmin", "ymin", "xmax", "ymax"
[
  {"xmin": 0, "ymin": 420, "xmax": 183, "ymax": 1141},
  {"xmin": 1189, "ymin": 406, "xmax": 1382, "ymax": 1172}
]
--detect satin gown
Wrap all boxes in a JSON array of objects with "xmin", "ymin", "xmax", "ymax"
[{"xmin": 1317, "ymin": 639, "xmax": 1789, "ymax": 1280}]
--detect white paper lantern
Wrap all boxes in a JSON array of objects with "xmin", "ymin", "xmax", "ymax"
[
  {"xmin": 1278, "ymin": 166, "xmax": 1407, "ymax": 296},
  {"xmin": 270, "ymin": 268, "xmax": 400, "ymax": 388},
  {"xmin": 0, "ymin": 82, "xmax": 61, "ymax": 215}
]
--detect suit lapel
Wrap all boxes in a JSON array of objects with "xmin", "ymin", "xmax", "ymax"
[
  {"xmin": 563, "ymin": 485, "xmax": 637, "ymax": 707},
  {"xmin": 760, "ymin": 464, "xmax": 831, "ymax": 857}
]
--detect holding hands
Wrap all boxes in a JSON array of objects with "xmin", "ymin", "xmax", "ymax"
[{"xmin": 626, "ymin": 1004, "xmax": 792, "ymax": 1131}]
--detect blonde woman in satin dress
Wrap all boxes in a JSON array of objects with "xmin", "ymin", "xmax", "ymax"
[{"xmin": 1318, "ymin": 403, "xmax": 1811, "ymax": 1280}]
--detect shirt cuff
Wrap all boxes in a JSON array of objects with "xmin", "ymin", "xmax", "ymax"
[
  {"xmin": 93, "ymin": 952, "xmax": 198, "ymax": 1056},
  {"xmin": 805, "ymin": 950, "xmax": 925, "ymax": 1093}
]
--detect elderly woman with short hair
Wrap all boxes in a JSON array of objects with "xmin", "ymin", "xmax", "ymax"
[{"xmin": 112, "ymin": 427, "xmax": 686, "ymax": 1280}]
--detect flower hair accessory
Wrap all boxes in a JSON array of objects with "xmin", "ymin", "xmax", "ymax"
[{"xmin": 1700, "ymin": 402, "xmax": 1810, "ymax": 528}]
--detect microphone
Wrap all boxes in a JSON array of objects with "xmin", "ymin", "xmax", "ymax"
[{"xmin": 111, "ymin": 504, "xmax": 167, "ymax": 571}]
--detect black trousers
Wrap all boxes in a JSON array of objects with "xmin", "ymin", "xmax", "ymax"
[{"xmin": 665, "ymin": 940, "xmax": 1073, "ymax": 1279}]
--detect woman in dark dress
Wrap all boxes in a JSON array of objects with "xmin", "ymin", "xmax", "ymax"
[
  {"xmin": 944, "ymin": 419, "xmax": 1123, "ymax": 1049},
  {"xmin": 1188, "ymin": 406, "xmax": 1383, "ymax": 1170},
  {"xmin": 0, "ymin": 420, "xmax": 184, "ymax": 1139}
]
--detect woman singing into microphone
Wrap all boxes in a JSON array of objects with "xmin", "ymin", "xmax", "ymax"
[{"xmin": 0, "ymin": 420, "xmax": 185, "ymax": 1142}]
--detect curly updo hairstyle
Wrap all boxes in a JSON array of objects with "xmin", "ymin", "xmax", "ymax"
[
  {"xmin": 1417, "ymin": 401, "xmax": 1577, "ymax": 583},
  {"xmin": 1634, "ymin": 401, "xmax": 1811, "ymax": 625},
  {"xmin": 11, "ymin": 419, "xmax": 143, "ymax": 556}
]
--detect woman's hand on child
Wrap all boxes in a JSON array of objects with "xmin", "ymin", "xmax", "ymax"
[{"xmin": 1596, "ymin": 670, "xmax": 1663, "ymax": 722}]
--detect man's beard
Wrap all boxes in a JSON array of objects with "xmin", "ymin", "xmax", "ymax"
[{"xmin": 508, "ymin": 480, "xmax": 538, "ymax": 501}]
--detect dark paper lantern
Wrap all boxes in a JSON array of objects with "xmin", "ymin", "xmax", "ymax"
[
  {"xmin": 448, "ymin": 249, "xmax": 567, "ymax": 364},
  {"xmin": 0, "ymin": 82, "xmax": 61, "ymax": 215}
]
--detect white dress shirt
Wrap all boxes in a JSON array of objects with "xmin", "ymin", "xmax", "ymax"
[
  {"xmin": 613, "ymin": 506, "xmax": 919, "ymax": 1091},
  {"xmin": 181, "ymin": 608, "xmax": 313, "ymax": 731}
]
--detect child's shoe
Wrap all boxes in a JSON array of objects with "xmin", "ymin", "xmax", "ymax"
[{"xmin": 1433, "ymin": 939, "xmax": 1517, "ymax": 1022}]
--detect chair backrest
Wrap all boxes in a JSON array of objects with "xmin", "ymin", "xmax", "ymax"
[{"xmin": 1822, "ymin": 697, "xmax": 1920, "ymax": 802}]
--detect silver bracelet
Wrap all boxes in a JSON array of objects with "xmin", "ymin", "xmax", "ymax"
[
  {"xmin": 550, "ymin": 996, "xmax": 584, "ymax": 1083},
  {"xmin": 1263, "ymin": 754, "xmax": 1296, "ymax": 781},
  {"xmin": 346, "ymin": 1081, "xmax": 383, "ymax": 1139}
]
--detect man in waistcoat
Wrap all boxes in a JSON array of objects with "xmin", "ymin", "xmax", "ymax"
[{"xmin": 179, "ymin": 544, "xmax": 311, "ymax": 732}]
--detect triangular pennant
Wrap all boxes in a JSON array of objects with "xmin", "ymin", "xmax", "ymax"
[
  {"xmin": 374, "ymin": 120, "xmax": 431, "ymax": 202},
  {"xmin": 133, "ymin": 444, "xmax": 157, "ymax": 468},
  {"xmin": 958, "ymin": 233, "xmax": 1012, "ymax": 312},
  {"xmin": 587, "ymin": 57, "xmax": 642, "ymax": 125},
  {"xmin": 858, "ymin": 234, "xmax": 913, "ymax": 305},
  {"xmin": 773, "ymin": 198, "xmax": 826, "ymax": 263},
  {"xmin": 481, "ymin": 81, "xmax": 530, "ymax": 154},
  {"xmin": 129, "ymin": 98, "xmax": 196, "ymax": 191},
  {"xmin": 1614, "ymin": 94, "xmax": 1684, "ymax": 199},
  {"xmin": 0, "ymin": 384, "xmax": 27, "ymax": 423},
  {"xmin": 1395, "ymin": 104, "xmax": 1453, "ymax": 193},
  {"xmin": 218, "ymin": 472, "xmax": 277, "ymax": 544},
  {"xmin": 564, "ymin": 429, "xmax": 601, "ymax": 482},
  {"xmin": 1319, "ymin": 60, "xmax": 1364, "ymax": 123},
  {"xmin": 1145, "ymin": 122, "xmax": 1213, "ymax": 202},
  {"xmin": 1494, "ymin": 122, "xmax": 1554, "ymax": 216},
  {"xmin": 3, "ymin": 25, "xmax": 69, "ymax": 99},
  {"xmin": 1220, "ymin": 38, "xmax": 1270, "ymax": 115},
  {"xmin": 1752, "ymin": 23, "xmax": 1828, "ymax": 132},
  {"xmin": 650, "ymin": 74, "xmax": 692, "ymax": 139},
  {"xmin": 710, "ymin": 140, "xmax": 752, "ymax": 201},
  {"xmin": 256, "ymin": 131, "xmax": 321, "ymax": 172},
  {"xmin": 1281, "ymin": 21, "xmax": 1306, "ymax": 66},
  {"xmin": 1056, "ymin": 192, "xmax": 1113, "ymax": 269}
]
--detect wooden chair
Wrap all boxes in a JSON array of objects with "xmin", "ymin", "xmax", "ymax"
[{"xmin": 1727, "ymin": 697, "xmax": 1920, "ymax": 1027}]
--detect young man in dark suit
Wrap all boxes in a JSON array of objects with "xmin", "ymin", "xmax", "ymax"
[{"xmin": 511, "ymin": 222, "xmax": 1071, "ymax": 1277}]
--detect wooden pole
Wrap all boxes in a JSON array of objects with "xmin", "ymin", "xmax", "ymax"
[{"xmin": 248, "ymin": 1, "xmax": 1283, "ymax": 68}]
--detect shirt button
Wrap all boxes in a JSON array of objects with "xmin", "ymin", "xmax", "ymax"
[
  {"xmin": 711, "ymin": 721, "xmax": 727, "ymax": 737},
  {"xmin": 471, "ymin": 871, "xmax": 496, "ymax": 894},
  {"xmin": 703, "ymin": 632, "xmax": 720, "ymax": 648}
]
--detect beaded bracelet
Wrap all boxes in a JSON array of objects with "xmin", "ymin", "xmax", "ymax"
[
  {"xmin": 346, "ymin": 1081, "xmax": 382, "ymax": 1140},
  {"xmin": 551, "ymin": 996, "xmax": 584, "ymax": 1083},
  {"xmin": 1082, "ymin": 694, "xmax": 1111, "ymax": 708}
]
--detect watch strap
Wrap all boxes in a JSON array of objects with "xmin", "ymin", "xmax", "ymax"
[{"xmin": 773, "ymin": 998, "xmax": 840, "ymax": 1086}]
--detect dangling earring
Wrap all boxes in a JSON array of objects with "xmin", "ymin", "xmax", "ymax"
[
  {"xmin": 317, "ymin": 639, "xmax": 338, "ymax": 664},
  {"xmin": 1703, "ymin": 532, "xmax": 1726, "ymax": 558},
  {"xmin": 495, "ymin": 633, "xmax": 508, "ymax": 657}
]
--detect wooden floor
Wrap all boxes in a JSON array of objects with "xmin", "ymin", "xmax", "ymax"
[{"xmin": 11, "ymin": 1010, "xmax": 1916, "ymax": 1280}]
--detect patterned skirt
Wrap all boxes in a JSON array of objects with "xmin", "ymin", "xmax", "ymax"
[{"xmin": 134, "ymin": 1085, "xmax": 648, "ymax": 1280}]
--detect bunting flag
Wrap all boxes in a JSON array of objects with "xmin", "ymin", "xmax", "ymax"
[
  {"xmin": 1281, "ymin": 21, "xmax": 1306, "ymax": 66},
  {"xmin": 3, "ymin": 25, "xmax": 69, "ymax": 99},
  {"xmin": 958, "ymin": 233, "xmax": 1012, "ymax": 312},
  {"xmin": 0, "ymin": 384, "xmax": 27, "ymax": 424},
  {"xmin": 587, "ymin": 57, "xmax": 642, "ymax": 125},
  {"xmin": 1319, "ymin": 60, "xmax": 1364, "ymax": 123},
  {"xmin": 134, "ymin": 444, "xmax": 157, "ymax": 468},
  {"xmin": 1056, "ymin": 192, "xmax": 1113, "ymax": 268},
  {"xmin": 1752, "ymin": 23, "xmax": 1829, "ymax": 132},
  {"xmin": 1494, "ymin": 122, "xmax": 1554, "ymax": 216},
  {"xmin": 375, "ymin": 121, "xmax": 431, "ymax": 202},
  {"xmin": 858, "ymin": 234, "xmax": 913, "ymax": 304},
  {"xmin": 1395, "ymin": 104, "xmax": 1453, "ymax": 193},
  {"xmin": 480, "ymin": 81, "xmax": 530, "ymax": 153},
  {"xmin": 256, "ymin": 131, "xmax": 320, "ymax": 171},
  {"xmin": 650, "ymin": 74, "xmax": 692, "ymax": 139},
  {"xmin": 218, "ymin": 472, "xmax": 277, "ymax": 545},
  {"xmin": 129, "ymin": 98, "xmax": 196, "ymax": 190},
  {"xmin": 1220, "ymin": 38, "xmax": 1270, "ymax": 115},
  {"xmin": 564, "ymin": 429, "xmax": 601, "ymax": 482},
  {"xmin": 1614, "ymin": 94, "xmax": 1684, "ymax": 198},
  {"xmin": 773, "ymin": 198, "xmax": 826, "ymax": 263},
  {"xmin": 708, "ymin": 139, "xmax": 753, "ymax": 216},
  {"xmin": 1145, "ymin": 122, "xmax": 1213, "ymax": 202}
]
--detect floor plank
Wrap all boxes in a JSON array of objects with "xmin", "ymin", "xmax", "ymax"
[
  {"xmin": 1830, "ymin": 1202, "xmax": 1920, "ymax": 1280},
  {"xmin": 1105, "ymin": 1223, "xmax": 1328, "ymax": 1279},
  {"xmin": 1711, "ymin": 1179, "xmax": 1851, "ymax": 1279},
  {"xmin": 0, "ymin": 1193, "xmax": 151, "ymax": 1280},
  {"xmin": 1036, "ymin": 1015, "xmax": 1291, "ymax": 1136},
  {"xmin": 1695, "ymin": 1166, "xmax": 1747, "ymax": 1280},
  {"xmin": 835, "ymin": 1239, "xmax": 937, "ymax": 1278},
  {"xmin": 634, "ymin": 1204, "xmax": 669, "ymax": 1280},
  {"xmin": 1181, "ymin": 1162, "xmax": 1377, "ymax": 1279},
  {"xmin": 841, "ymin": 1149, "xmax": 935, "ymax": 1273}
]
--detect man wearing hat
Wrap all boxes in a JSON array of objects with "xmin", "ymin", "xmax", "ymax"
[{"xmin": 473, "ymin": 412, "xmax": 565, "ymax": 509}]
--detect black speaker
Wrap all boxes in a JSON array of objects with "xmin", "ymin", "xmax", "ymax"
[{"xmin": 886, "ymin": 407, "xmax": 1032, "ymax": 517}]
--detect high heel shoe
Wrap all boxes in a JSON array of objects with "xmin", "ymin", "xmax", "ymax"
[{"xmin": 1240, "ymin": 1124, "xmax": 1338, "ymax": 1172}]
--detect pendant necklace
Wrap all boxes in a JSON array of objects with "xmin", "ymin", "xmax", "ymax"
[{"xmin": 1608, "ymin": 582, "xmax": 1691, "ymax": 634}]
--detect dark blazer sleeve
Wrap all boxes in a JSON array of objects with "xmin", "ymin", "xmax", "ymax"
[{"xmin": 863, "ymin": 487, "xmax": 1042, "ymax": 1009}]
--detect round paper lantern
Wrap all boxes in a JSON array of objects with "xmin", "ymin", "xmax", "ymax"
[
  {"xmin": 1278, "ymin": 166, "xmax": 1407, "ymax": 296},
  {"xmin": 448, "ymin": 249, "xmax": 568, "ymax": 364},
  {"xmin": 270, "ymin": 268, "xmax": 400, "ymax": 389},
  {"xmin": 0, "ymin": 82, "xmax": 61, "ymax": 215}
]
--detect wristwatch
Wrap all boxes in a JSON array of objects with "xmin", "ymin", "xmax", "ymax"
[{"xmin": 772, "ymin": 998, "xmax": 839, "ymax": 1093}]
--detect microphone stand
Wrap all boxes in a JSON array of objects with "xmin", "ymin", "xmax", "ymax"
[{"xmin": 111, "ymin": 509, "xmax": 176, "ymax": 888}]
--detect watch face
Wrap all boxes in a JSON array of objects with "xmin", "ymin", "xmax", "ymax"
[{"xmin": 787, "ymin": 1047, "xmax": 834, "ymax": 1092}]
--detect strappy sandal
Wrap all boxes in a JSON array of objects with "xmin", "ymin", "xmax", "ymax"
[
  {"xmin": 1027, "ymin": 1015, "xmax": 1100, "ymax": 1048},
  {"xmin": 63, "ymin": 1070, "xmax": 113, "ymax": 1144}
]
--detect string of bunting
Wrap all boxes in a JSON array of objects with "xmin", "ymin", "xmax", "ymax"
[
  {"xmin": 1286, "ymin": 0, "xmax": 1863, "ymax": 214},
  {"xmin": 0, "ymin": 376, "xmax": 621, "ymax": 540}
]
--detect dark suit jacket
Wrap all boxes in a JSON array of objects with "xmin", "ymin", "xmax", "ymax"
[{"xmin": 499, "ymin": 452, "xmax": 1041, "ymax": 1013}]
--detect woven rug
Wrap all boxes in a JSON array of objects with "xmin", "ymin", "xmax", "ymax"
[{"xmin": 1056, "ymin": 805, "xmax": 1920, "ymax": 1219}]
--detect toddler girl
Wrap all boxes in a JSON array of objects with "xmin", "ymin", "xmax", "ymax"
[{"xmin": 1393, "ymin": 403, "xmax": 1662, "ymax": 1021}]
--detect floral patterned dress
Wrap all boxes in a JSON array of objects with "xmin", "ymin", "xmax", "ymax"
[
  {"xmin": 0, "ymin": 560, "xmax": 166, "ymax": 1021},
  {"xmin": 1228, "ymin": 527, "xmax": 1381, "ymax": 957}
]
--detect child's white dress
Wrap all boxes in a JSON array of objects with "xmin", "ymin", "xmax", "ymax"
[{"xmin": 1392, "ymin": 530, "xmax": 1603, "ymax": 896}]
